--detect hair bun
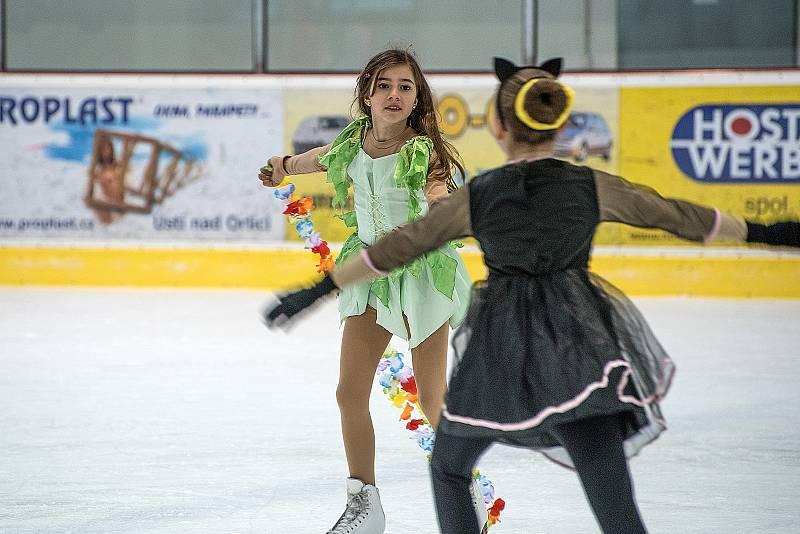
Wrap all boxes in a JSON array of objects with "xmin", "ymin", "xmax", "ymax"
[
  {"xmin": 530, "ymin": 79, "xmax": 562, "ymax": 108},
  {"xmin": 515, "ymin": 78, "xmax": 574, "ymax": 131}
]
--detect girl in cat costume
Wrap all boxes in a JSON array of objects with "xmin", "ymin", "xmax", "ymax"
[{"xmin": 265, "ymin": 57, "xmax": 800, "ymax": 533}]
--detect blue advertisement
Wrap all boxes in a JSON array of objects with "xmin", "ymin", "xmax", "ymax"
[{"xmin": 670, "ymin": 104, "xmax": 800, "ymax": 184}]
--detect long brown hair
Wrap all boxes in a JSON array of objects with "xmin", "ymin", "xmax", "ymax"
[{"xmin": 351, "ymin": 48, "xmax": 464, "ymax": 191}]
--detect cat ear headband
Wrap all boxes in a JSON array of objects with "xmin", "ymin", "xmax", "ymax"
[
  {"xmin": 493, "ymin": 57, "xmax": 563, "ymax": 82},
  {"xmin": 493, "ymin": 57, "xmax": 573, "ymax": 131}
]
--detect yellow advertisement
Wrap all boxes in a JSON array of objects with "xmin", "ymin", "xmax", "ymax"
[
  {"xmin": 282, "ymin": 77, "xmax": 619, "ymax": 243},
  {"xmin": 282, "ymin": 85, "xmax": 356, "ymax": 242},
  {"xmin": 610, "ymin": 85, "xmax": 800, "ymax": 246},
  {"xmin": 433, "ymin": 81, "xmax": 619, "ymax": 178}
]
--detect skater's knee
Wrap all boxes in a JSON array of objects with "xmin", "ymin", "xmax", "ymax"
[
  {"xmin": 335, "ymin": 382, "xmax": 371, "ymax": 412},
  {"xmin": 430, "ymin": 454, "xmax": 459, "ymax": 482},
  {"xmin": 431, "ymin": 445, "xmax": 471, "ymax": 481}
]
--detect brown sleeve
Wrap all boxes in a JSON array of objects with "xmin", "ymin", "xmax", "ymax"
[
  {"xmin": 329, "ymin": 250, "xmax": 379, "ymax": 289},
  {"xmin": 285, "ymin": 144, "xmax": 330, "ymax": 174},
  {"xmin": 369, "ymin": 183, "xmax": 472, "ymax": 270},
  {"xmin": 423, "ymin": 179, "xmax": 449, "ymax": 205},
  {"xmin": 594, "ymin": 170, "xmax": 720, "ymax": 243},
  {"xmin": 332, "ymin": 185, "xmax": 472, "ymax": 288},
  {"xmin": 424, "ymin": 152, "xmax": 451, "ymax": 205},
  {"xmin": 427, "ymin": 151, "xmax": 450, "ymax": 180}
]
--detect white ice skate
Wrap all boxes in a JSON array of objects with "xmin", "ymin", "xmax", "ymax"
[
  {"xmin": 470, "ymin": 476, "xmax": 489, "ymax": 534},
  {"xmin": 326, "ymin": 478, "xmax": 385, "ymax": 534}
]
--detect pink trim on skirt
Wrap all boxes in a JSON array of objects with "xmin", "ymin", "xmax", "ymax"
[{"xmin": 442, "ymin": 357, "xmax": 673, "ymax": 432}]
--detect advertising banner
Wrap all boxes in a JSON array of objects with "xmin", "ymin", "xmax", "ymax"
[
  {"xmin": 0, "ymin": 80, "xmax": 285, "ymax": 242},
  {"xmin": 282, "ymin": 75, "xmax": 619, "ymax": 243},
  {"xmin": 612, "ymin": 85, "xmax": 800, "ymax": 246},
  {"xmin": 3, "ymin": 74, "xmax": 797, "ymax": 250}
]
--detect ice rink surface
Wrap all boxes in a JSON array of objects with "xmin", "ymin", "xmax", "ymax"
[{"xmin": 1, "ymin": 288, "xmax": 798, "ymax": 533}]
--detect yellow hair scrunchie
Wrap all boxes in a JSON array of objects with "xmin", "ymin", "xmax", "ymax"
[{"xmin": 513, "ymin": 78, "xmax": 575, "ymax": 131}]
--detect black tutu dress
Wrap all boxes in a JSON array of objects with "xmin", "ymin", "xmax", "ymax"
[{"xmin": 438, "ymin": 159, "xmax": 675, "ymax": 468}]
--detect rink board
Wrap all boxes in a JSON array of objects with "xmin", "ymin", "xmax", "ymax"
[
  {"xmin": 2, "ymin": 71, "xmax": 799, "ymax": 298},
  {"xmin": 1, "ymin": 245, "xmax": 798, "ymax": 298}
]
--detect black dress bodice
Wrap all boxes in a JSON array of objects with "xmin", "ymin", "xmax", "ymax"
[{"xmin": 468, "ymin": 159, "xmax": 598, "ymax": 277}]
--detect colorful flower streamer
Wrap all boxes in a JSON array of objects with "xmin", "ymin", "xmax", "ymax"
[
  {"xmin": 269, "ymin": 166, "xmax": 505, "ymax": 526},
  {"xmin": 377, "ymin": 349, "xmax": 505, "ymax": 527},
  {"xmin": 269, "ymin": 170, "xmax": 334, "ymax": 273}
]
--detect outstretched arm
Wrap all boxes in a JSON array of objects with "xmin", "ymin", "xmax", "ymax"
[
  {"xmin": 593, "ymin": 170, "xmax": 799, "ymax": 247},
  {"xmin": 263, "ymin": 185, "xmax": 472, "ymax": 327},
  {"xmin": 332, "ymin": 184, "xmax": 473, "ymax": 287},
  {"xmin": 258, "ymin": 144, "xmax": 331, "ymax": 187},
  {"xmin": 594, "ymin": 170, "xmax": 730, "ymax": 242}
]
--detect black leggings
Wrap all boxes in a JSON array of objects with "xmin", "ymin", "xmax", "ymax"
[{"xmin": 429, "ymin": 414, "xmax": 647, "ymax": 534}]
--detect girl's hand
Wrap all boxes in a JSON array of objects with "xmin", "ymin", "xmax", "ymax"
[{"xmin": 258, "ymin": 156, "xmax": 289, "ymax": 187}]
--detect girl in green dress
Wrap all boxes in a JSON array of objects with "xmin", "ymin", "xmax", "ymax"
[{"xmin": 259, "ymin": 49, "xmax": 475, "ymax": 534}]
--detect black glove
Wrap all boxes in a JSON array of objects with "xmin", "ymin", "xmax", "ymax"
[
  {"xmin": 746, "ymin": 221, "xmax": 800, "ymax": 248},
  {"xmin": 263, "ymin": 275, "xmax": 338, "ymax": 328}
]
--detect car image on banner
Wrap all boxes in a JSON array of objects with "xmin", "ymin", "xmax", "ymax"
[
  {"xmin": 292, "ymin": 115, "xmax": 350, "ymax": 154},
  {"xmin": 554, "ymin": 111, "xmax": 613, "ymax": 162}
]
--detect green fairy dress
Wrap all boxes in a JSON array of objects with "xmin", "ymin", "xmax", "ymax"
[{"xmin": 319, "ymin": 117, "xmax": 471, "ymax": 348}]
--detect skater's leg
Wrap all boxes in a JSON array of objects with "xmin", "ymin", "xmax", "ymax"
[
  {"xmin": 430, "ymin": 430, "xmax": 493, "ymax": 534},
  {"xmin": 408, "ymin": 320, "xmax": 449, "ymax": 430},
  {"xmin": 552, "ymin": 414, "xmax": 647, "ymax": 534},
  {"xmin": 338, "ymin": 306, "xmax": 393, "ymax": 486}
]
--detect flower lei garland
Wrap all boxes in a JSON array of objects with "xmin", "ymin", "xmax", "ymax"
[
  {"xmin": 377, "ymin": 349, "xmax": 506, "ymax": 527},
  {"xmin": 267, "ymin": 165, "xmax": 505, "ymax": 527},
  {"xmin": 268, "ymin": 170, "xmax": 334, "ymax": 273}
]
